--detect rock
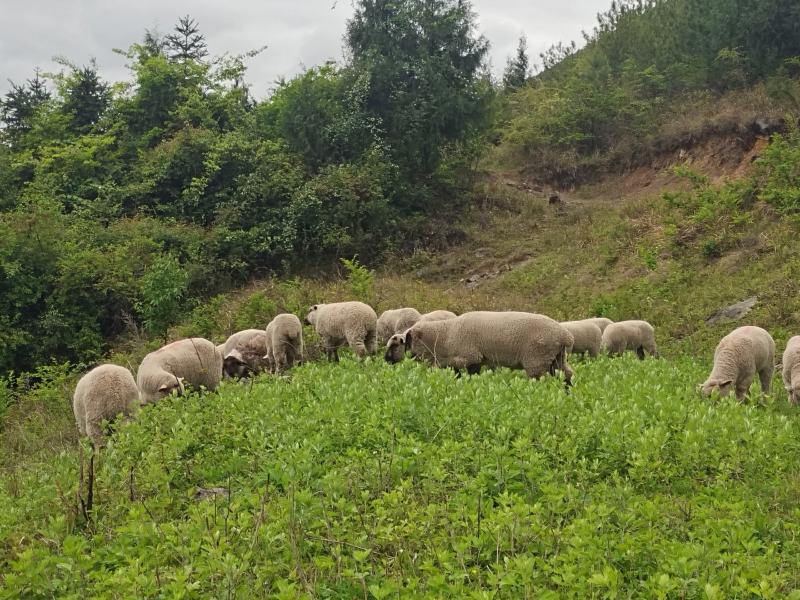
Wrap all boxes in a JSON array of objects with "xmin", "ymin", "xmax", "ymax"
[
  {"xmin": 549, "ymin": 193, "xmax": 562, "ymax": 205},
  {"xmin": 706, "ymin": 297, "xmax": 758, "ymax": 325},
  {"xmin": 194, "ymin": 487, "xmax": 230, "ymax": 501},
  {"xmin": 474, "ymin": 247, "xmax": 490, "ymax": 259}
]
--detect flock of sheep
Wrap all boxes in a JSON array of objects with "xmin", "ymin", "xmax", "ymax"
[{"xmin": 72, "ymin": 300, "xmax": 800, "ymax": 450}]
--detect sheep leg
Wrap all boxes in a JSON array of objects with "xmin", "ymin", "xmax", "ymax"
[
  {"xmin": 758, "ymin": 366, "xmax": 774, "ymax": 394},
  {"xmin": 736, "ymin": 375, "xmax": 754, "ymax": 402},
  {"xmin": 351, "ymin": 340, "xmax": 368, "ymax": 359},
  {"xmin": 636, "ymin": 346, "xmax": 646, "ymax": 360},
  {"xmin": 466, "ymin": 364, "xmax": 481, "ymax": 376},
  {"xmin": 365, "ymin": 329, "xmax": 377, "ymax": 355}
]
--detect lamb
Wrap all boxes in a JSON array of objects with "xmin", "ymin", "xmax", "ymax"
[
  {"xmin": 264, "ymin": 313, "xmax": 304, "ymax": 373},
  {"xmin": 601, "ymin": 320, "xmax": 658, "ymax": 359},
  {"xmin": 586, "ymin": 317, "xmax": 613, "ymax": 333},
  {"xmin": 390, "ymin": 311, "xmax": 574, "ymax": 385},
  {"xmin": 73, "ymin": 364, "xmax": 139, "ymax": 447},
  {"xmin": 305, "ymin": 301, "xmax": 378, "ymax": 361},
  {"xmin": 137, "ymin": 338, "xmax": 223, "ymax": 404},
  {"xmin": 377, "ymin": 308, "xmax": 422, "ymax": 344},
  {"xmin": 783, "ymin": 336, "xmax": 800, "ymax": 405},
  {"xmin": 560, "ymin": 320, "xmax": 603, "ymax": 357},
  {"xmin": 220, "ymin": 329, "xmax": 269, "ymax": 378},
  {"xmin": 419, "ymin": 310, "xmax": 458, "ymax": 322},
  {"xmin": 701, "ymin": 326, "xmax": 775, "ymax": 401}
]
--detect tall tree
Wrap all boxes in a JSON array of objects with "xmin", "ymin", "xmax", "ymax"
[
  {"xmin": 60, "ymin": 60, "xmax": 110, "ymax": 133},
  {"xmin": 503, "ymin": 35, "xmax": 530, "ymax": 90},
  {"xmin": 0, "ymin": 71, "xmax": 50, "ymax": 148},
  {"xmin": 345, "ymin": 0, "xmax": 490, "ymax": 185},
  {"xmin": 165, "ymin": 15, "xmax": 208, "ymax": 63}
]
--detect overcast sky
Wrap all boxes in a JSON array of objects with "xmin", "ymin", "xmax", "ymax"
[{"xmin": 0, "ymin": 1, "xmax": 611, "ymax": 97}]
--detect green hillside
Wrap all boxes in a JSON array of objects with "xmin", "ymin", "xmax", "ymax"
[
  {"xmin": 4, "ymin": 358, "xmax": 800, "ymax": 597},
  {"xmin": 3, "ymin": 0, "xmax": 800, "ymax": 597}
]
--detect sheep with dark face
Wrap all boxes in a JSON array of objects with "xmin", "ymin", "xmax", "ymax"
[
  {"xmin": 305, "ymin": 302, "xmax": 377, "ymax": 361},
  {"xmin": 220, "ymin": 329, "xmax": 269, "ymax": 378},
  {"xmin": 701, "ymin": 326, "xmax": 775, "ymax": 401},
  {"xmin": 137, "ymin": 338, "xmax": 223, "ymax": 404},
  {"xmin": 388, "ymin": 311, "xmax": 574, "ymax": 385},
  {"xmin": 384, "ymin": 310, "xmax": 458, "ymax": 362}
]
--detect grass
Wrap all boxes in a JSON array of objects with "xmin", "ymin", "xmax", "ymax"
[{"xmin": 2, "ymin": 356, "xmax": 800, "ymax": 598}]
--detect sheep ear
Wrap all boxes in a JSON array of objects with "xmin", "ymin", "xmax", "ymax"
[
  {"xmin": 719, "ymin": 379, "xmax": 733, "ymax": 387},
  {"xmin": 225, "ymin": 349, "xmax": 244, "ymax": 363}
]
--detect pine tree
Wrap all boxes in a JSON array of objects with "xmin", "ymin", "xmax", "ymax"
[
  {"xmin": 165, "ymin": 15, "xmax": 208, "ymax": 62},
  {"xmin": 0, "ymin": 70, "xmax": 51, "ymax": 147},
  {"xmin": 503, "ymin": 35, "xmax": 530, "ymax": 90},
  {"xmin": 61, "ymin": 61, "xmax": 110, "ymax": 133}
]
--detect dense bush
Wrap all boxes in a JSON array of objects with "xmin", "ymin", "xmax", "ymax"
[
  {"xmin": 3, "ymin": 357, "xmax": 800, "ymax": 597},
  {"xmin": 0, "ymin": 2, "xmax": 492, "ymax": 373}
]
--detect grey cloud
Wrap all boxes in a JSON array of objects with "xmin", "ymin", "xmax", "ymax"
[{"xmin": 1, "ymin": 1, "xmax": 611, "ymax": 96}]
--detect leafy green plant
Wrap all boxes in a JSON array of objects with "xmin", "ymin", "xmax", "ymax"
[
  {"xmin": 340, "ymin": 256, "xmax": 374, "ymax": 302},
  {"xmin": 137, "ymin": 254, "xmax": 189, "ymax": 340}
]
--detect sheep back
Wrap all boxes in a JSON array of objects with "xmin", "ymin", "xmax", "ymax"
[
  {"xmin": 419, "ymin": 310, "xmax": 458, "ymax": 322},
  {"xmin": 377, "ymin": 308, "xmax": 422, "ymax": 343},
  {"xmin": 73, "ymin": 364, "xmax": 139, "ymax": 446},
  {"xmin": 266, "ymin": 313, "xmax": 304, "ymax": 372},
  {"xmin": 586, "ymin": 317, "xmax": 613, "ymax": 333},
  {"xmin": 306, "ymin": 301, "xmax": 378, "ymax": 358},
  {"xmin": 138, "ymin": 338, "xmax": 223, "ymax": 404},
  {"xmin": 561, "ymin": 320, "xmax": 602, "ymax": 357}
]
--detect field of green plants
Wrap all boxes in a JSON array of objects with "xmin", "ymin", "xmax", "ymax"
[{"xmin": 3, "ymin": 356, "xmax": 800, "ymax": 598}]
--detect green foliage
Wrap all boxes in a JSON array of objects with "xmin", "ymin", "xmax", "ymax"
[
  {"xmin": 4, "ymin": 358, "xmax": 800, "ymax": 596},
  {"xmin": 0, "ymin": 6, "xmax": 490, "ymax": 374},
  {"xmin": 137, "ymin": 254, "xmax": 190, "ymax": 339},
  {"xmin": 500, "ymin": 0, "xmax": 800, "ymax": 182},
  {"xmin": 340, "ymin": 256, "xmax": 374, "ymax": 302},
  {"xmin": 756, "ymin": 123, "xmax": 800, "ymax": 213}
]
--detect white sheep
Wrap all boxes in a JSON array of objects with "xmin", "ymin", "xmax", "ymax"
[
  {"xmin": 377, "ymin": 308, "xmax": 422, "ymax": 344},
  {"xmin": 560, "ymin": 320, "xmax": 603, "ymax": 357},
  {"xmin": 220, "ymin": 329, "xmax": 269, "ymax": 378},
  {"xmin": 586, "ymin": 317, "xmax": 613, "ymax": 333},
  {"xmin": 137, "ymin": 338, "xmax": 223, "ymax": 404},
  {"xmin": 265, "ymin": 313, "xmax": 304, "ymax": 373},
  {"xmin": 391, "ymin": 311, "xmax": 574, "ymax": 385},
  {"xmin": 601, "ymin": 320, "xmax": 658, "ymax": 359},
  {"xmin": 419, "ymin": 310, "xmax": 458, "ymax": 322},
  {"xmin": 701, "ymin": 326, "xmax": 775, "ymax": 401},
  {"xmin": 783, "ymin": 336, "xmax": 800, "ymax": 405},
  {"xmin": 305, "ymin": 302, "xmax": 378, "ymax": 361},
  {"xmin": 73, "ymin": 364, "xmax": 139, "ymax": 447}
]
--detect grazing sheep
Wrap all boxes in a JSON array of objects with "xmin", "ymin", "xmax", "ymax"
[
  {"xmin": 220, "ymin": 329, "xmax": 269, "ymax": 378},
  {"xmin": 384, "ymin": 310, "xmax": 459, "ymax": 362},
  {"xmin": 377, "ymin": 308, "xmax": 422, "ymax": 344},
  {"xmin": 137, "ymin": 338, "xmax": 223, "ymax": 404},
  {"xmin": 265, "ymin": 313, "xmax": 304, "ymax": 373},
  {"xmin": 391, "ymin": 311, "xmax": 574, "ymax": 385},
  {"xmin": 586, "ymin": 317, "xmax": 613, "ymax": 333},
  {"xmin": 701, "ymin": 326, "xmax": 775, "ymax": 401},
  {"xmin": 601, "ymin": 320, "xmax": 658, "ymax": 359},
  {"xmin": 783, "ymin": 336, "xmax": 800, "ymax": 405},
  {"xmin": 73, "ymin": 364, "xmax": 139, "ymax": 447},
  {"xmin": 561, "ymin": 320, "xmax": 603, "ymax": 357},
  {"xmin": 419, "ymin": 310, "xmax": 458, "ymax": 322},
  {"xmin": 305, "ymin": 302, "xmax": 378, "ymax": 361}
]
